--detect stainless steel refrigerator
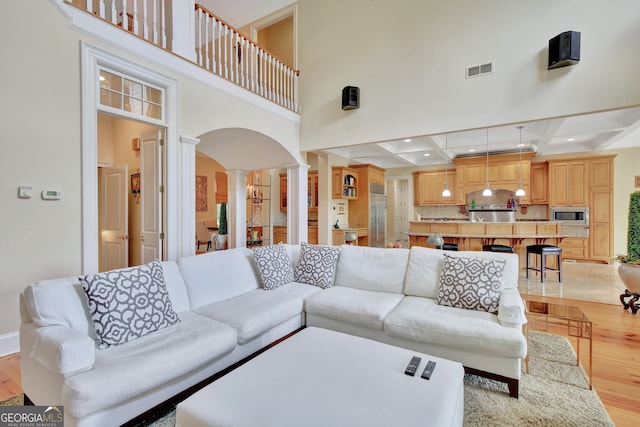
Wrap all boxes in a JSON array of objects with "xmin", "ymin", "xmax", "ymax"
[{"xmin": 369, "ymin": 183, "xmax": 386, "ymax": 247}]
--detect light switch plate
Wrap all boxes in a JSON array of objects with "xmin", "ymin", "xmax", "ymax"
[{"xmin": 18, "ymin": 186, "xmax": 32, "ymax": 199}]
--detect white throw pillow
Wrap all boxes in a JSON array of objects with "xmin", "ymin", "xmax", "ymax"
[
  {"xmin": 294, "ymin": 242, "xmax": 341, "ymax": 289},
  {"xmin": 436, "ymin": 253, "xmax": 505, "ymax": 314},
  {"xmin": 80, "ymin": 260, "xmax": 180, "ymax": 349},
  {"xmin": 254, "ymin": 244, "xmax": 295, "ymax": 290}
]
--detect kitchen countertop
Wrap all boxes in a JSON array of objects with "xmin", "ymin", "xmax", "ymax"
[
  {"xmin": 408, "ymin": 232, "xmax": 570, "ymax": 239},
  {"xmin": 411, "ymin": 220, "xmax": 559, "ymax": 224}
]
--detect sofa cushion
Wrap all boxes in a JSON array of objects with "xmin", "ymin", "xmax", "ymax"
[
  {"xmin": 404, "ymin": 247, "xmax": 518, "ymax": 299},
  {"xmin": 178, "ymin": 248, "xmax": 261, "ymax": 309},
  {"xmin": 23, "ymin": 277, "xmax": 96, "ymax": 339},
  {"xmin": 254, "ymin": 244, "xmax": 294, "ymax": 290},
  {"xmin": 195, "ymin": 284, "xmax": 313, "ymax": 344},
  {"xmin": 334, "ymin": 245, "xmax": 409, "ymax": 294},
  {"xmin": 294, "ymin": 242, "xmax": 341, "ymax": 289},
  {"xmin": 160, "ymin": 260, "xmax": 191, "ymax": 313},
  {"xmin": 384, "ymin": 296, "xmax": 527, "ymax": 359},
  {"xmin": 305, "ymin": 286, "xmax": 404, "ymax": 330},
  {"xmin": 80, "ymin": 260, "xmax": 180, "ymax": 349},
  {"xmin": 436, "ymin": 254, "xmax": 506, "ymax": 314},
  {"xmin": 62, "ymin": 311, "xmax": 237, "ymax": 419}
]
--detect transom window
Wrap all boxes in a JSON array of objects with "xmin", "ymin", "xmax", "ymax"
[{"xmin": 99, "ymin": 68, "xmax": 163, "ymax": 120}]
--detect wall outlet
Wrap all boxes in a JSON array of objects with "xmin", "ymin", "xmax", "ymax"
[{"xmin": 18, "ymin": 186, "xmax": 32, "ymax": 199}]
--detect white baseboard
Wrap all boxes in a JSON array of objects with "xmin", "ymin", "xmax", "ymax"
[{"xmin": 0, "ymin": 331, "xmax": 19, "ymax": 357}]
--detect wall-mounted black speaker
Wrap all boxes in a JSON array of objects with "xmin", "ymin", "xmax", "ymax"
[
  {"xmin": 548, "ymin": 31, "xmax": 581, "ymax": 70},
  {"xmin": 342, "ymin": 86, "xmax": 359, "ymax": 110}
]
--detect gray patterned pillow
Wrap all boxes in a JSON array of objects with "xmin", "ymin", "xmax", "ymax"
[
  {"xmin": 254, "ymin": 244, "xmax": 294, "ymax": 290},
  {"xmin": 294, "ymin": 242, "xmax": 341, "ymax": 289},
  {"xmin": 80, "ymin": 260, "xmax": 180, "ymax": 349},
  {"xmin": 436, "ymin": 254, "xmax": 506, "ymax": 314}
]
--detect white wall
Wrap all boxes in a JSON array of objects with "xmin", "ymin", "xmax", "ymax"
[
  {"xmin": 0, "ymin": 1, "xmax": 301, "ymax": 337},
  {"xmin": 297, "ymin": 0, "xmax": 640, "ymax": 151}
]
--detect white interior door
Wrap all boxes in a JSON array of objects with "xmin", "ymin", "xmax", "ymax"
[
  {"xmin": 140, "ymin": 129, "xmax": 164, "ymax": 262},
  {"xmin": 100, "ymin": 165, "xmax": 128, "ymax": 271}
]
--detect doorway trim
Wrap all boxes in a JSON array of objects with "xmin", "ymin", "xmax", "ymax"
[{"xmin": 81, "ymin": 42, "xmax": 179, "ymax": 274}]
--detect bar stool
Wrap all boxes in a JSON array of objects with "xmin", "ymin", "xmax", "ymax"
[
  {"xmin": 526, "ymin": 244, "xmax": 562, "ymax": 283},
  {"xmin": 482, "ymin": 244, "xmax": 515, "ymax": 253},
  {"xmin": 344, "ymin": 231, "xmax": 358, "ymax": 246},
  {"xmin": 442, "ymin": 243, "xmax": 459, "ymax": 251}
]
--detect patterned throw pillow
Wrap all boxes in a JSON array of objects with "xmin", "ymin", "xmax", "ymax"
[
  {"xmin": 436, "ymin": 254, "xmax": 506, "ymax": 314},
  {"xmin": 254, "ymin": 244, "xmax": 295, "ymax": 290},
  {"xmin": 80, "ymin": 260, "xmax": 180, "ymax": 349},
  {"xmin": 294, "ymin": 242, "xmax": 341, "ymax": 289}
]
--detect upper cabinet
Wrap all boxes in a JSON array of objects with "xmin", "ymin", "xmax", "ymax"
[
  {"xmin": 413, "ymin": 170, "xmax": 456, "ymax": 206},
  {"xmin": 548, "ymin": 160, "xmax": 588, "ymax": 206},
  {"xmin": 453, "ymin": 152, "xmax": 534, "ymax": 205},
  {"xmin": 279, "ymin": 170, "xmax": 319, "ymax": 211},
  {"xmin": 332, "ymin": 166, "xmax": 359, "ymax": 200},
  {"xmin": 529, "ymin": 162, "xmax": 548, "ymax": 204}
]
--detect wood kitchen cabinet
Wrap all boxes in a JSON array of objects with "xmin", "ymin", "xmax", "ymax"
[
  {"xmin": 332, "ymin": 166, "xmax": 359, "ymax": 200},
  {"xmin": 548, "ymin": 160, "xmax": 588, "ymax": 207},
  {"xmin": 589, "ymin": 157, "xmax": 614, "ymax": 263},
  {"xmin": 280, "ymin": 171, "xmax": 319, "ymax": 211},
  {"xmin": 272, "ymin": 226, "xmax": 318, "ymax": 244},
  {"xmin": 279, "ymin": 173, "xmax": 287, "ymax": 211},
  {"xmin": 550, "ymin": 155, "xmax": 615, "ymax": 263},
  {"xmin": 529, "ymin": 162, "xmax": 548, "ymax": 204},
  {"xmin": 413, "ymin": 170, "xmax": 456, "ymax": 205},
  {"xmin": 453, "ymin": 152, "xmax": 533, "ymax": 205}
]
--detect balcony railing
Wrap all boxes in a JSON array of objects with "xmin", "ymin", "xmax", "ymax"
[{"xmin": 67, "ymin": 0, "xmax": 300, "ymax": 113}]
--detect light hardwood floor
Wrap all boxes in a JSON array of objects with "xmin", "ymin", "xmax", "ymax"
[{"xmin": 2, "ymin": 262, "xmax": 639, "ymax": 426}]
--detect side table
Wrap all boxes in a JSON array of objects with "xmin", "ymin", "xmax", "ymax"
[{"xmin": 523, "ymin": 300, "xmax": 592, "ymax": 389}]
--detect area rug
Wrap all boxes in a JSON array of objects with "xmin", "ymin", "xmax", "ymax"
[{"xmin": 1, "ymin": 332, "xmax": 614, "ymax": 426}]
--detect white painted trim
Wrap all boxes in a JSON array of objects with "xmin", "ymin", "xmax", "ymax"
[
  {"xmin": 0, "ymin": 332, "xmax": 19, "ymax": 357},
  {"xmin": 180, "ymin": 136, "xmax": 200, "ymax": 257},
  {"xmin": 50, "ymin": 0, "xmax": 299, "ymax": 124},
  {"xmin": 81, "ymin": 42, "xmax": 181, "ymax": 272},
  {"xmin": 286, "ymin": 163, "xmax": 310, "ymax": 244}
]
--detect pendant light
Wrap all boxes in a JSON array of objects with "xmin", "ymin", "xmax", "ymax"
[
  {"xmin": 482, "ymin": 128, "xmax": 492, "ymax": 196},
  {"xmin": 515, "ymin": 126, "xmax": 526, "ymax": 197},
  {"xmin": 441, "ymin": 134, "xmax": 451, "ymax": 197}
]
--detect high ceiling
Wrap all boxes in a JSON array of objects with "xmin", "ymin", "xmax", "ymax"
[{"xmin": 199, "ymin": 1, "xmax": 640, "ymax": 170}]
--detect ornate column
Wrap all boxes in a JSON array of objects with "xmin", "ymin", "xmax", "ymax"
[
  {"xmin": 286, "ymin": 163, "xmax": 310, "ymax": 244},
  {"xmin": 227, "ymin": 170, "xmax": 248, "ymax": 249}
]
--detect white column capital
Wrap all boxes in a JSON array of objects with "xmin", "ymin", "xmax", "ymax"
[{"xmin": 180, "ymin": 135, "xmax": 200, "ymax": 146}]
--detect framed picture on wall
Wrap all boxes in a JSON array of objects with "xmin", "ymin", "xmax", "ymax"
[
  {"xmin": 131, "ymin": 173, "xmax": 140, "ymax": 194},
  {"xmin": 636, "ymin": 176, "xmax": 640, "ymax": 188},
  {"xmin": 196, "ymin": 175, "xmax": 208, "ymax": 212}
]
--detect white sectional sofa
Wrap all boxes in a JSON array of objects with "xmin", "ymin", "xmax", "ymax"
[{"xmin": 19, "ymin": 243, "xmax": 527, "ymax": 427}]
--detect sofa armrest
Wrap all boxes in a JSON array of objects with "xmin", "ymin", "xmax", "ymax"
[
  {"xmin": 31, "ymin": 325, "xmax": 95, "ymax": 375},
  {"xmin": 497, "ymin": 288, "xmax": 527, "ymax": 328}
]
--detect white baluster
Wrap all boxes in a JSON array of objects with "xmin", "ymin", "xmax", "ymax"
[
  {"xmin": 196, "ymin": 8, "xmax": 202, "ymax": 67},
  {"xmin": 217, "ymin": 20, "xmax": 222, "ymax": 76},
  {"xmin": 121, "ymin": 0, "xmax": 128, "ymax": 31},
  {"xmin": 142, "ymin": 0, "xmax": 148, "ymax": 41},
  {"xmin": 110, "ymin": 0, "xmax": 117, "ymax": 24},
  {"xmin": 160, "ymin": 0, "xmax": 166, "ymax": 48},
  {"xmin": 204, "ymin": 13, "xmax": 210, "ymax": 71},
  {"xmin": 223, "ymin": 25, "xmax": 229, "ymax": 79},
  {"xmin": 132, "ymin": 0, "xmax": 138, "ymax": 35},
  {"xmin": 87, "ymin": 0, "xmax": 94, "ymax": 14}
]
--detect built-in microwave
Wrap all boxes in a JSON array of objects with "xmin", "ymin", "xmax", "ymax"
[{"xmin": 550, "ymin": 207, "xmax": 589, "ymax": 226}]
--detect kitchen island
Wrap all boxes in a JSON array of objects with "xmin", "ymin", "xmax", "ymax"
[{"xmin": 408, "ymin": 220, "xmax": 566, "ymax": 271}]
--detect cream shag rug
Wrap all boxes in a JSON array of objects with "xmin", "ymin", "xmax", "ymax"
[{"xmin": 1, "ymin": 332, "xmax": 614, "ymax": 427}]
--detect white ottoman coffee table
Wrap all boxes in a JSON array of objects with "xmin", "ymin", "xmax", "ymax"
[{"xmin": 176, "ymin": 327, "xmax": 464, "ymax": 427}]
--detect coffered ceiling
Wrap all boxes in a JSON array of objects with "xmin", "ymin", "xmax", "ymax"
[{"xmin": 325, "ymin": 106, "xmax": 640, "ymax": 169}]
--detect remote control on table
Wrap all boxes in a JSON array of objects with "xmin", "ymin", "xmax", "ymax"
[
  {"xmin": 405, "ymin": 356, "xmax": 421, "ymax": 376},
  {"xmin": 421, "ymin": 360, "xmax": 436, "ymax": 380}
]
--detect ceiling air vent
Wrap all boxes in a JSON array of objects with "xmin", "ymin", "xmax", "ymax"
[{"xmin": 466, "ymin": 62, "xmax": 494, "ymax": 79}]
